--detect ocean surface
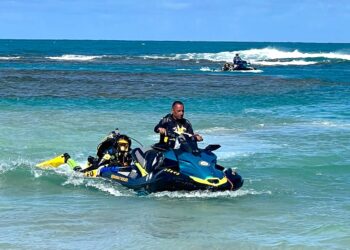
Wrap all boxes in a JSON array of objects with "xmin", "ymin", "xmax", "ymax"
[{"xmin": 0, "ymin": 40, "xmax": 349, "ymax": 249}]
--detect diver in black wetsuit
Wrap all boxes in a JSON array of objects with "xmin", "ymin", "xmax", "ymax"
[{"xmin": 74, "ymin": 129, "xmax": 132, "ymax": 172}]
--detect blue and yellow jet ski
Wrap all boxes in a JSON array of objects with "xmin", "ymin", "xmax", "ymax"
[{"xmin": 37, "ymin": 134, "xmax": 243, "ymax": 193}]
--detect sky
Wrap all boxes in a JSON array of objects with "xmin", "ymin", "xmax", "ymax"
[{"xmin": 0, "ymin": 0, "xmax": 349, "ymax": 43}]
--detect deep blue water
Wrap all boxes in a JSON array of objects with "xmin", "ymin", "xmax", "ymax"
[{"xmin": 0, "ymin": 40, "xmax": 349, "ymax": 249}]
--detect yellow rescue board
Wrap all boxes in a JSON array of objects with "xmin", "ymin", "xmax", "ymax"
[
  {"xmin": 36, "ymin": 154, "xmax": 99, "ymax": 178},
  {"xmin": 36, "ymin": 154, "xmax": 66, "ymax": 168}
]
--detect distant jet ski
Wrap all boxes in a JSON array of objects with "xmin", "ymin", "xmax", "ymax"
[{"xmin": 222, "ymin": 62, "xmax": 256, "ymax": 71}]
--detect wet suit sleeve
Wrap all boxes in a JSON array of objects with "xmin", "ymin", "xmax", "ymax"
[
  {"xmin": 184, "ymin": 119, "xmax": 194, "ymax": 134},
  {"xmin": 154, "ymin": 118, "xmax": 165, "ymax": 133},
  {"xmin": 154, "ymin": 114, "xmax": 171, "ymax": 133},
  {"xmin": 154, "ymin": 116, "xmax": 170, "ymax": 145}
]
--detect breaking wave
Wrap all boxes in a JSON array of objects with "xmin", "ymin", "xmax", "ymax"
[
  {"xmin": 46, "ymin": 54, "xmax": 105, "ymax": 61},
  {"xmin": 254, "ymin": 60, "xmax": 318, "ymax": 66},
  {"xmin": 142, "ymin": 47, "xmax": 350, "ymax": 66},
  {"xmin": 0, "ymin": 56, "xmax": 21, "ymax": 60}
]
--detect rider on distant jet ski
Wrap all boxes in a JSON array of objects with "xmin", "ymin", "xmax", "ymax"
[
  {"xmin": 233, "ymin": 53, "xmax": 243, "ymax": 65},
  {"xmin": 233, "ymin": 53, "xmax": 247, "ymax": 69}
]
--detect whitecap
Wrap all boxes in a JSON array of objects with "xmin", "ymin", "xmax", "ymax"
[
  {"xmin": 176, "ymin": 68, "xmax": 192, "ymax": 71},
  {"xmin": 234, "ymin": 69, "xmax": 263, "ymax": 73},
  {"xmin": 199, "ymin": 127, "xmax": 239, "ymax": 133},
  {"xmin": 142, "ymin": 55, "xmax": 175, "ymax": 60},
  {"xmin": 0, "ymin": 56, "xmax": 21, "ymax": 60},
  {"xmin": 46, "ymin": 54, "xmax": 104, "ymax": 61},
  {"xmin": 53, "ymin": 164, "xmax": 131, "ymax": 197},
  {"xmin": 85, "ymin": 181, "xmax": 130, "ymax": 197},
  {"xmin": 0, "ymin": 158, "xmax": 33, "ymax": 173},
  {"xmin": 310, "ymin": 120, "xmax": 350, "ymax": 128},
  {"xmin": 238, "ymin": 47, "xmax": 350, "ymax": 61},
  {"xmin": 140, "ymin": 47, "xmax": 350, "ymax": 66},
  {"xmin": 199, "ymin": 67, "xmax": 213, "ymax": 72},
  {"xmin": 198, "ymin": 133, "xmax": 281, "ymax": 160},
  {"xmin": 253, "ymin": 60, "xmax": 318, "ymax": 66}
]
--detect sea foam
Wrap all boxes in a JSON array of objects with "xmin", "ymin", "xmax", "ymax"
[
  {"xmin": 46, "ymin": 54, "xmax": 104, "ymax": 61},
  {"xmin": 150, "ymin": 189, "xmax": 271, "ymax": 199},
  {"xmin": 142, "ymin": 47, "xmax": 350, "ymax": 66},
  {"xmin": 0, "ymin": 56, "xmax": 21, "ymax": 60}
]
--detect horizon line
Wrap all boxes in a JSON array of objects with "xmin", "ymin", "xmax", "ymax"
[{"xmin": 0, "ymin": 38, "xmax": 349, "ymax": 45}]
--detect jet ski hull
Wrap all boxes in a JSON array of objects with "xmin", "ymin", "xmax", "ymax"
[
  {"xmin": 99, "ymin": 166, "xmax": 243, "ymax": 193},
  {"xmin": 222, "ymin": 62, "xmax": 256, "ymax": 71}
]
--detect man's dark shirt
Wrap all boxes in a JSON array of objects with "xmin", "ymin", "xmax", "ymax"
[{"xmin": 154, "ymin": 114, "xmax": 194, "ymax": 147}]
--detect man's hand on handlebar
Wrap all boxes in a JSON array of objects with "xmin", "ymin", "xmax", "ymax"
[{"xmin": 194, "ymin": 134, "xmax": 203, "ymax": 142}]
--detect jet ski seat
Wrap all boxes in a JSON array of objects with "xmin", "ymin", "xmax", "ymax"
[
  {"xmin": 131, "ymin": 147, "xmax": 163, "ymax": 173},
  {"xmin": 131, "ymin": 148, "xmax": 147, "ymax": 169}
]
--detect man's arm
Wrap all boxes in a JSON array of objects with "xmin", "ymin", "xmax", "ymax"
[
  {"xmin": 185, "ymin": 120, "xmax": 194, "ymax": 134},
  {"xmin": 154, "ymin": 119, "xmax": 162, "ymax": 133},
  {"xmin": 154, "ymin": 117, "xmax": 167, "ymax": 134},
  {"xmin": 185, "ymin": 120, "xmax": 203, "ymax": 141}
]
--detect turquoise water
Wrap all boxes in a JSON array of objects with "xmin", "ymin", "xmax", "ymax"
[{"xmin": 0, "ymin": 40, "xmax": 349, "ymax": 249}]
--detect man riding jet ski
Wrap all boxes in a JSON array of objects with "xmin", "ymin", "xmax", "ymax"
[
  {"xmin": 222, "ymin": 53, "xmax": 256, "ymax": 71},
  {"xmin": 85, "ymin": 130, "xmax": 243, "ymax": 192},
  {"xmin": 91, "ymin": 99, "xmax": 243, "ymax": 192}
]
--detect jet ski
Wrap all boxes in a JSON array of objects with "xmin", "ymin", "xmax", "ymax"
[
  {"xmin": 222, "ymin": 61, "xmax": 256, "ymax": 71},
  {"xmin": 37, "ymin": 133, "xmax": 243, "ymax": 193}
]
